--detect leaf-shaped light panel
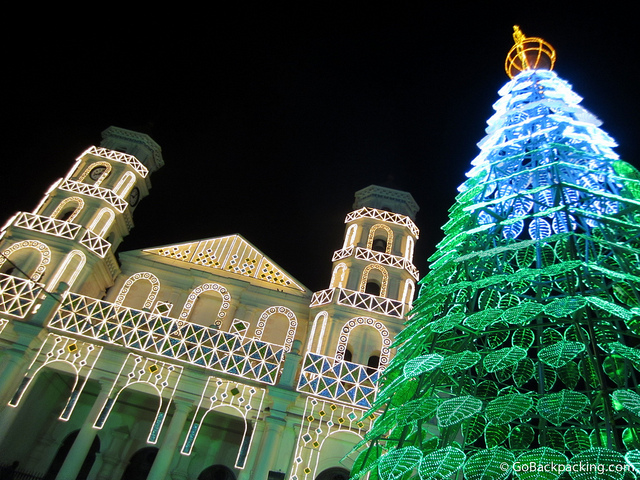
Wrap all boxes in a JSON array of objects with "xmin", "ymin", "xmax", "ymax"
[
  {"xmin": 417, "ymin": 446, "xmax": 465, "ymax": 480},
  {"xmin": 611, "ymin": 389, "xmax": 640, "ymax": 416},
  {"xmin": 564, "ymin": 428, "xmax": 591, "ymax": 455},
  {"xmin": 512, "ymin": 357, "xmax": 535, "ymax": 388},
  {"xmin": 514, "ymin": 447, "xmax": 567, "ymax": 480},
  {"xmin": 463, "ymin": 447, "xmax": 515, "ymax": 480},
  {"xmin": 568, "ymin": 447, "xmax": 626, "ymax": 480},
  {"xmin": 378, "ymin": 446, "xmax": 423, "ymax": 480},
  {"xmin": 393, "ymin": 398, "xmax": 440, "ymax": 427},
  {"xmin": 437, "ymin": 395, "xmax": 483, "ymax": 427},
  {"xmin": 484, "ymin": 346, "xmax": 527, "ymax": 373},
  {"xmin": 485, "ymin": 393, "xmax": 533, "ymax": 425},
  {"xmin": 403, "ymin": 354, "xmax": 443, "ymax": 378},
  {"xmin": 441, "ymin": 350, "xmax": 481, "ymax": 375},
  {"xmin": 537, "ymin": 340, "xmax": 585, "ymax": 368},
  {"xmin": 536, "ymin": 390, "xmax": 589, "ymax": 426},
  {"xmin": 485, "ymin": 423, "xmax": 510, "ymax": 448}
]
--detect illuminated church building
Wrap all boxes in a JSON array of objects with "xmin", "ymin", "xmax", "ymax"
[{"xmin": 0, "ymin": 126, "xmax": 420, "ymax": 480}]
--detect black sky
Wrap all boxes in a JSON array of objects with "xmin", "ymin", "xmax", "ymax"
[{"xmin": 2, "ymin": 5, "xmax": 639, "ymax": 292}]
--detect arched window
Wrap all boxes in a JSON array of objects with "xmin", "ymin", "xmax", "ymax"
[
  {"xmin": 366, "ymin": 355, "xmax": 380, "ymax": 376},
  {"xmin": 315, "ymin": 467, "xmax": 350, "ymax": 480},
  {"xmin": 343, "ymin": 224, "xmax": 358, "ymax": 248},
  {"xmin": 335, "ymin": 317, "xmax": 391, "ymax": 368},
  {"xmin": 113, "ymin": 171, "xmax": 137, "ymax": 197},
  {"xmin": 308, "ymin": 311, "xmax": 328, "ymax": 353},
  {"xmin": 402, "ymin": 279, "xmax": 415, "ymax": 311},
  {"xmin": 78, "ymin": 162, "xmax": 112, "ymax": 186},
  {"xmin": 404, "ymin": 235, "xmax": 415, "ymax": 260},
  {"xmin": 329, "ymin": 263, "xmax": 348, "ymax": 288},
  {"xmin": 88, "ymin": 208, "xmax": 115, "ymax": 237},
  {"xmin": 198, "ymin": 465, "xmax": 236, "ymax": 480},
  {"xmin": 114, "ymin": 272, "xmax": 161, "ymax": 310},
  {"xmin": 254, "ymin": 306, "xmax": 298, "ymax": 352},
  {"xmin": 359, "ymin": 264, "xmax": 389, "ymax": 297},
  {"xmin": 0, "ymin": 240, "xmax": 51, "ymax": 281},
  {"xmin": 366, "ymin": 224, "xmax": 393, "ymax": 254},
  {"xmin": 179, "ymin": 283, "xmax": 231, "ymax": 328},
  {"xmin": 120, "ymin": 447, "xmax": 158, "ymax": 480},
  {"xmin": 51, "ymin": 196, "xmax": 84, "ymax": 223},
  {"xmin": 47, "ymin": 250, "xmax": 86, "ymax": 291}
]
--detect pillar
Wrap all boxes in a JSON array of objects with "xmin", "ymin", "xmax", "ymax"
[
  {"xmin": 236, "ymin": 419, "xmax": 265, "ymax": 480},
  {"xmin": 0, "ymin": 349, "xmax": 29, "ymax": 405},
  {"xmin": 250, "ymin": 415, "xmax": 287, "ymax": 480},
  {"xmin": 146, "ymin": 400, "xmax": 192, "ymax": 480},
  {"xmin": 55, "ymin": 384, "xmax": 110, "ymax": 480},
  {"xmin": 95, "ymin": 426, "xmax": 131, "ymax": 480}
]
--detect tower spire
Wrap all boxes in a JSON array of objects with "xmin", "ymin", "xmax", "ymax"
[{"xmin": 505, "ymin": 25, "xmax": 556, "ymax": 78}]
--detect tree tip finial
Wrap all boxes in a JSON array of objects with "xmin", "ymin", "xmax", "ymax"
[{"xmin": 505, "ymin": 26, "xmax": 556, "ymax": 79}]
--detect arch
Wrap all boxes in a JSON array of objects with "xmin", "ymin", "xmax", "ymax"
[
  {"xmin": 113, "ymin": 171, "xmax": 137, "ymax": 197},
  {"xmin": 404, "ymin": 235, "xmax": 415, "ymax": 260},
  {"xmin": 88, "ymin": 207, "xmax": 115, "ymax": 237},
  {"xmin": 315, "ymin": 467, "xmax": 350, "ymax": 480},
  {"xmin": 50, "ymin": 196, "xmax": 84, "ymax": 222},
  {"xmin": 335, "ymin": 317, "xmax": 391, "ymax": 369},
  {"xmin": 198, "ymin": 465, "xmax": 236, "ymax": 480},
  {"xmin": 120, "ymin": 446, "xmax": 158, "ymax": 480},
  {"xmin": 179, "ymin": 283, "xmax": 231, "ymax": 327},
  {"xmin": 358, "ymin": 264, "xmax": 389, "ymax": 297},
  {"xmin": 366, "ymin": 224, "xmax": 393, "ymax": 253},
  {"xmin": 254, "ymin": 306, "xmax": 298, "ymax": 352},
  {"xmin": 313, "ymin": 430, "xmax": 361, "ymax": 479},
  {"xmin": 329, "ymin": 263, "xmax": 348, "ymax": 289},
  {"xmin": 342, "ymin": 224, "xmax": 358, "ymax": 248},
  {"xmin": 44, "ymin": 430, "xmax": 100, "ymax": 480},
  {"xmin": 401, "ymin": 279, "xmax": 415, "ymax": 309},
  {"xmin": 114, "ymin": 272, "xmax": 160, "ymax": 310},
  {"xmin": 47, "ymin": 250, "xmax": 86, "ymax": 291},
  {"xmin": 78, "ymin": 161, "xmax": 112, "ymax": 186},
  {"xmin": 0, "ymin": 240, "xmax": 51, "ymax": 281},
  {"xmin": 308, "ymin": 311, "xmax": 328, "ymax": 353}
]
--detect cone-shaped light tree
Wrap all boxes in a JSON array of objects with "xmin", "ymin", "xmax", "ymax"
[{"xmin": 351, "ymin": 27, "xmax": 640, "ymax": 480}]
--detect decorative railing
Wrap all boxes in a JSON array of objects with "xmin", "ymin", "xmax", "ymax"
[
  {"xmin": 83, "ymin": 146, "xmax": 149, "ymax": 178},
  {"xmin": 13, "ymin": 213, "xmax": 81, "ymax": 240},
  {"xmin": 297, "ymin": 352, "xmax": 380, "ymax": 408},
  {"xmin": 11, "ymin": 212, "xmax": 111, "ymax": 258},
  {"xmin": 0, "ymin": 272, "xmax": 43, "ymax": 318},
  {"xmin": 59, "ymin": 180, "xmax": 129, "ymax": 212},
  {"xmin": 49, "ymin": 293, "xmax": 286, "ymax": 385},
  {"xmin": 332, "ymin": 246, "xmax": 419, "ymax": 280},
  {"xmin": 345, "ymin": 206, "xmax": 420, "ymax": 237},
  {"xmin": 310, "ymin": 287, "xmax": 404, "ymax": 318}
]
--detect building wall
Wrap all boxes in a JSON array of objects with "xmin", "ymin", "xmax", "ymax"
[{"xmin": 0, "ymin": 127, "xmax": 420, "ymax": 480}]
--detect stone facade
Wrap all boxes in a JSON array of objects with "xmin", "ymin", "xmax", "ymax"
[{"xmin": 0, "ymin": 127, "xmax": 419, "ymax": 480}]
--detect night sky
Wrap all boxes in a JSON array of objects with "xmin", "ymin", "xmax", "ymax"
[{"xmin": 2, "ymin": 5, "xmax": 639, "ymax": 293}]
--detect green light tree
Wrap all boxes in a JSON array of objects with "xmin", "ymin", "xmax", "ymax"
[{"xmin": 351, "ymin": 28, "xmax": 640, "ymax": 480}]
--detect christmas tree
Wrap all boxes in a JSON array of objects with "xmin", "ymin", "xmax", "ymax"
[{"xmin": 351, "ymin": 27, "xmax": 640, "ymax": 480}]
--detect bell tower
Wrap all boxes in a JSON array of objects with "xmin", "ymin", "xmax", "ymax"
[
  {"xmin": 292, "ymin": 185, "xmax": 419, "ymax": 479},
  {"xmin": 308, "ymin": 185, "xmax": 420, "ymax": 369},
  {"xmin": 0, "ymin": 126, "xmax": 163, "ymax": 300}
]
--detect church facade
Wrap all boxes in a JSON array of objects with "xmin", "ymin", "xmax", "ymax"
[{"xmin": 0, "ymin": 127, "xmax": 420, "ymax": 480}]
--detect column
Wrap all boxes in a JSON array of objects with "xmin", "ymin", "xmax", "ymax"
[
  {"xmin": 0, "ymin": 349, "xmax": 28, "ymax": 405},
  {"xmin": 250, "ymin": 415, "xmax": 287, "ymax": 480},
  {"xmin": 95, "ymin": 426, "xmax": 131, "ymax": 480},
  {"xmin": 55, "ymin": 384, "xmax": 110, "ymax": 480},
  {"xmin": 236, "ymin": 419, "xmax": 265, "ymax": 480},
  {"xmin": 146, "ymin": 400, "xmax": 192, "ymax": 480}
]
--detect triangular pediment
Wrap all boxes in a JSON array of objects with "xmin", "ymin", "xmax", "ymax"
[{"xmin": 142, "ymin": 235, "xmax": 306, "ymax": 292}]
